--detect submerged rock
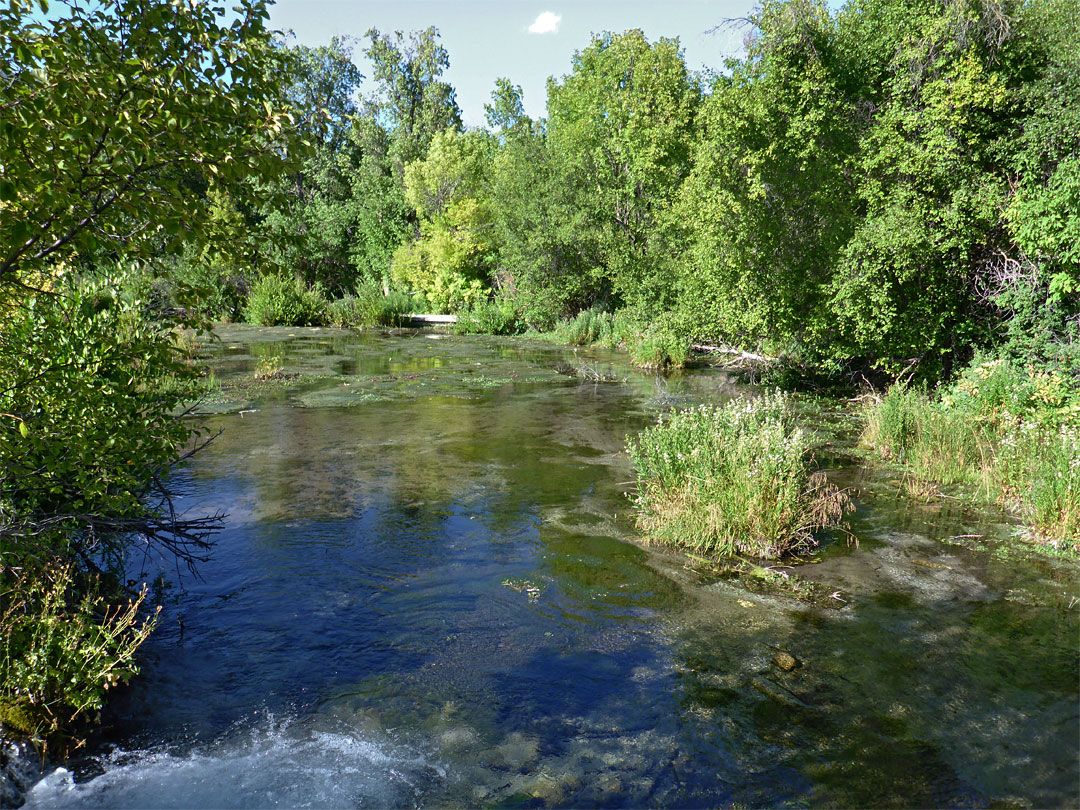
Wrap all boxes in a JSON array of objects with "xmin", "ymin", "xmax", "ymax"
[
  {"xmin": 0, "ymin": 737, "xmax": 43, "ymax": 810},
  {"xmin": 750, "ymin": 676, "xmax": 814, "ymax": 709},
  {"xmin": 437, "ymin": 726, "xmax": 479, "ymax": 751},
  {"xmin": 773, "ymin": 652, "xmax": 801, "ymax": 671}
]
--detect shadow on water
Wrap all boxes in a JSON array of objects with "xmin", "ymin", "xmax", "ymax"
[{"xmin": 26, "ymin": 326, "xmax": 1079, "ymax": 809}]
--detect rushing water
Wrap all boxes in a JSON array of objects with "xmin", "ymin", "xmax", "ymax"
[{"xmin": 25, "ymin": 327, "xmax": 1080, "ymax": 808}]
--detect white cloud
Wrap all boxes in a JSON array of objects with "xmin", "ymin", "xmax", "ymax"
[{"xmin": 528, "ymin": 11, "xmax": 561, "ymax": 35}]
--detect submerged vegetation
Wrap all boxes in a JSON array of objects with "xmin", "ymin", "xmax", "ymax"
[{"xmin": 627, "ymin": 392, "xmax": 852, "ymax": 559}]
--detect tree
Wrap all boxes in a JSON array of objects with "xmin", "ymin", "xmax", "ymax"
[
  {"xmin": 0, "ymin": 0, "xmax": 292, "ymax": 746},
  {"xmin": 363, "ymin": 26, "xmax": 462, "ymax": 174},
  {"xmin": 676, "ymin": 0, "xmax": 856, "ymax": 351},
  {"xmin": 258, "ymin": 37, "xmax": 368, "ymax": 294},
  {"xmin": 392, "ymin": 129, "xmax": 496, "ymax": 311},
  {"xmin": 996, "ymin": 0, "xmax": 1080, "ymax": 365},
  {"xmin": 485, "ymin": 77, "xmax": 530, "ymax": 138},
  {"xmin": 545, "ymin": 30, "xmax": 700, "ymax": 313},
  {"xmin": 0, "ymin": 0, "xmax": 292, "ymax": 289},
  {"xmin": 826, "ymin": 0, "xmax": 1017, "ymax": 373}
]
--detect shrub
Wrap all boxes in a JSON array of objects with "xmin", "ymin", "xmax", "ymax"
[
  {"xmin": 173, "ymin": 254, "xmax": 251, "ymax": 323},
  {"xmin": 554, "ymin": 307, "xmax": 615, "ymax": 346},
  {"xmin": 628, "ymin": 327, "xmax": 690, "ymax": 369},
  {"xmin": 325, "ymin": 282, "xmax": 416, "ymax": 328},
  {"xmin": 244, "ymin": 273, "xmax": 327, "ymax": 326},
  {"xmin": 325, "ymin": 294, "xmax": 367, "ymax": 328},
  {"xmin": 1029, "ymin": 426, "xmax": 1080, "ymax": 544},
  {"xmin": 378, "ymin": 290, "xmax": 416, "ymax": 326},
  {"xmin": 455, "ymin": 298, "xmax": 525, "ymax": 336},
  {"xmin": 0, "ymin": 560, "xmax": 158, "ymax": 747},
  {"xmin": 627, "ymin": 391, "xmax": 852, "ymax": 559},
  {"xmin": 390, "ymin": 239, "xmax": 489, "ymax": 314},
  {"xmin": 1, "ymin": 277, "xmax": 212, "ymax": 747}
]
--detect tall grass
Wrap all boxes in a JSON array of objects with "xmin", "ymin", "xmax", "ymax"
[
  {"xmin": 552, "ymin": 307, "xmax": 616, "ymax": 346},
  {"xmin": 862, "ymin": 357, "xmax": 1080, "ymax": 549},
  {"xmin": 243, "ymin": 273, "xmax": 327, "ymax": 326},
  {"xmin": 454, "ymin": 297, "xmax": 524, "ymax": 335},
  {"xmin": 628, "ymin": 327, "xmax": 690, "ymax": 370},
  {"xmin": 627, "ymin": 391, "xmax": 852, "ymax": 559},
  {"xmin": 325, "ymin": 282, "xmax": 418, "ymax": 328}
]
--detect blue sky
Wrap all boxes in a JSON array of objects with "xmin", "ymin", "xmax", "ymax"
[{"xmin": 267, "ymin": 1, "xmax": 765, "ymax": 127}]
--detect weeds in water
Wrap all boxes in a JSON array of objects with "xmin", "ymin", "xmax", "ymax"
[
  {"xmin": 554, "ymin": 307, "xmax": 615, "ymax": 346},
  {"xmin": 627, "ymin": 390, "xmax": 852, "ymax": 559},
  {"xmin": 253, "ymin": 353, "xmax": 285, "ymax": 380},
  {"xmin": 628, "ymin": 327, "xmax": 689, "ymax": 370},
  {"xmin": 326, "ymin": 282, "xmax": 419, "ymax": 328},
  {"xmin": 862, "ymin": 357, "xmax": 1080, "ymax": 549},
  {"xmin": 455, "ymin": 298, "xmax": 525, "ymax": 336},
  {"xmin": 243, "ymin": 273, "xmax": 327, "ymax": 327}
]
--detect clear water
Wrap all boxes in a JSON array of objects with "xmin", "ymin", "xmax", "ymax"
[{"xmin": 26, "ymin": 327, "xmax": 1080, "ymax": 808}]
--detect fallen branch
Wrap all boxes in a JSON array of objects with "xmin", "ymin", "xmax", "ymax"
[{"xmin": 691, "ymin": 344, "xmax": 777, "ymax": 363}]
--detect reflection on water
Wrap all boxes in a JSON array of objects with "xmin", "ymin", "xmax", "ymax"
[{"xmin": 36, "ymin": 327, "xmax": 1080, "ymax": 808}]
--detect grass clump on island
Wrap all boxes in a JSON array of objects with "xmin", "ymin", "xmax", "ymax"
[
  {"xmin": 862, "ymin": 357, "xmax": 1080, "ymax": 550},
  {"xmin": 627, "ymin": 391, "xmax": 852, "ymax": 559}
]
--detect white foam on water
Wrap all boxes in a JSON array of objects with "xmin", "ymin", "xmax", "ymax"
[{"xmin": 24, "ymin": 718, "xmax": 446, "ymax": 809}]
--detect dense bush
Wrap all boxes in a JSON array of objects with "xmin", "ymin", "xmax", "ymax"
[
  {"xmin": 553, "ymin": 307, "xmax": 615, "ymax": 346},
  {"xmin": 0, "ymin": 561, "xmax": 158, "ymax": 744},
  {"xmin": 628, "ymin": 391, "xmax": 852, "ymax": 558},
  {"xmin": 244, "ymin": 273, "xmax": 327, "ymax": 326},
  {"xmin": 325, "ymin": 283, "xmax": 420, "ymax": 329},
  {"xmin": 454, "ymin": 298, "xmax": 525, "ymax": 336},
  {"xmin": 0, "ymin": 277, "xmax": 215, "ymax": 745}
]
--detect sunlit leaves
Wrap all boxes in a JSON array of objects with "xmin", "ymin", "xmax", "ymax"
[{"xmin": 0, "ymin": 0, "xmax": 293, "ymax": 287}]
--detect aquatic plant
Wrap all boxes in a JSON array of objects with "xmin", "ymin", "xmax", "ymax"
[
  {"xmin": 627, "ymin": 390, "xmax": 852, "ymax": 559},
  {"xmin": 455, "ymin": 297, "xmax": 524, "ymax": 335},
  {"xmin": 862, "ymin": 357, "xmax": 1080, "ymax": 549},
  {"xmin": 554, "ymin": 308, "xmax": 615, "ymax": 346},
  {"xmin": 244, "ymin": 273, "xmax": 327, "ymax": 326},
  {"xmin": 628, "ymin": 326, "xmax": 689, "ymax": 370}
]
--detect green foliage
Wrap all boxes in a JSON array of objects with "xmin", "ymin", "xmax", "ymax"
[
  {"xmin": 0, "ymin": 276, "xmax": 216, "ymax": 747},
  {"xmin": 863, "ymin": 356, "xmax": 1080, "ymax": 548},
  {"xmin": 1, "ymin": 278, "xmax": 207, "ymax": 566},
  {"xmin": 553, "ymin": 308, "xmax": 616, "ymax": 346},
  {"xmin": 487, "ymin": 127, "xmax": 602, "ymax": 327},
  {"xmin": 326, "ymin": 283, "xmax": 417, "ymax": 328},
  {"xmin": 393, "ymin": 130, "xmax": 498, "ymax": 312},
  {"xmin": 628, "ymin": 329, "xmax": 690, "ymax": 370},
  {"xmin": 244, "ymin": 273, "xmax": 328, "ymax": 326},
  {"xmin": 628, "ymin": 391, "xmax": 852, "ymax": 559},
  {"xmin": 626, "ymin": 312, "xmax": 692, "ymax": 369},
  {"xmin": 676, "ymin": 0, "xmax": 855, "ymax": 351},
  {"xmin": 0, "ymin": 560, "xmax": 158, "ymax": 746},
  {"xmin": 0, "ymin": 0, "xmax": 292, "ymax": 287},
  {"xmin": 1, "ymin": 0, "xmax": 292, "ymax": 751},
  {"xmin": 1029, "ymin": 428, "xmax": 1080, "ymax": 545},
  {"xmin": 1005, "ymin": 0, "xmax": 1080, "ymax": 305},
  {"xmin": 363, "ymin": 26, "xmax": 462, "ymax": 172},
  {"xmin": 545, "ymin": 29, "xmax": 701, "ymax": 312},
  {"xmin": 325, "ymin": 295, "xmax": 369, "ymax": 328},
  {"xmin": 454, "ymin": 298, "xmax": 525, "ymax": 336},
  {"xmin": 257, "ymin": 38, "xmax": 375, "ymax": 296}
]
